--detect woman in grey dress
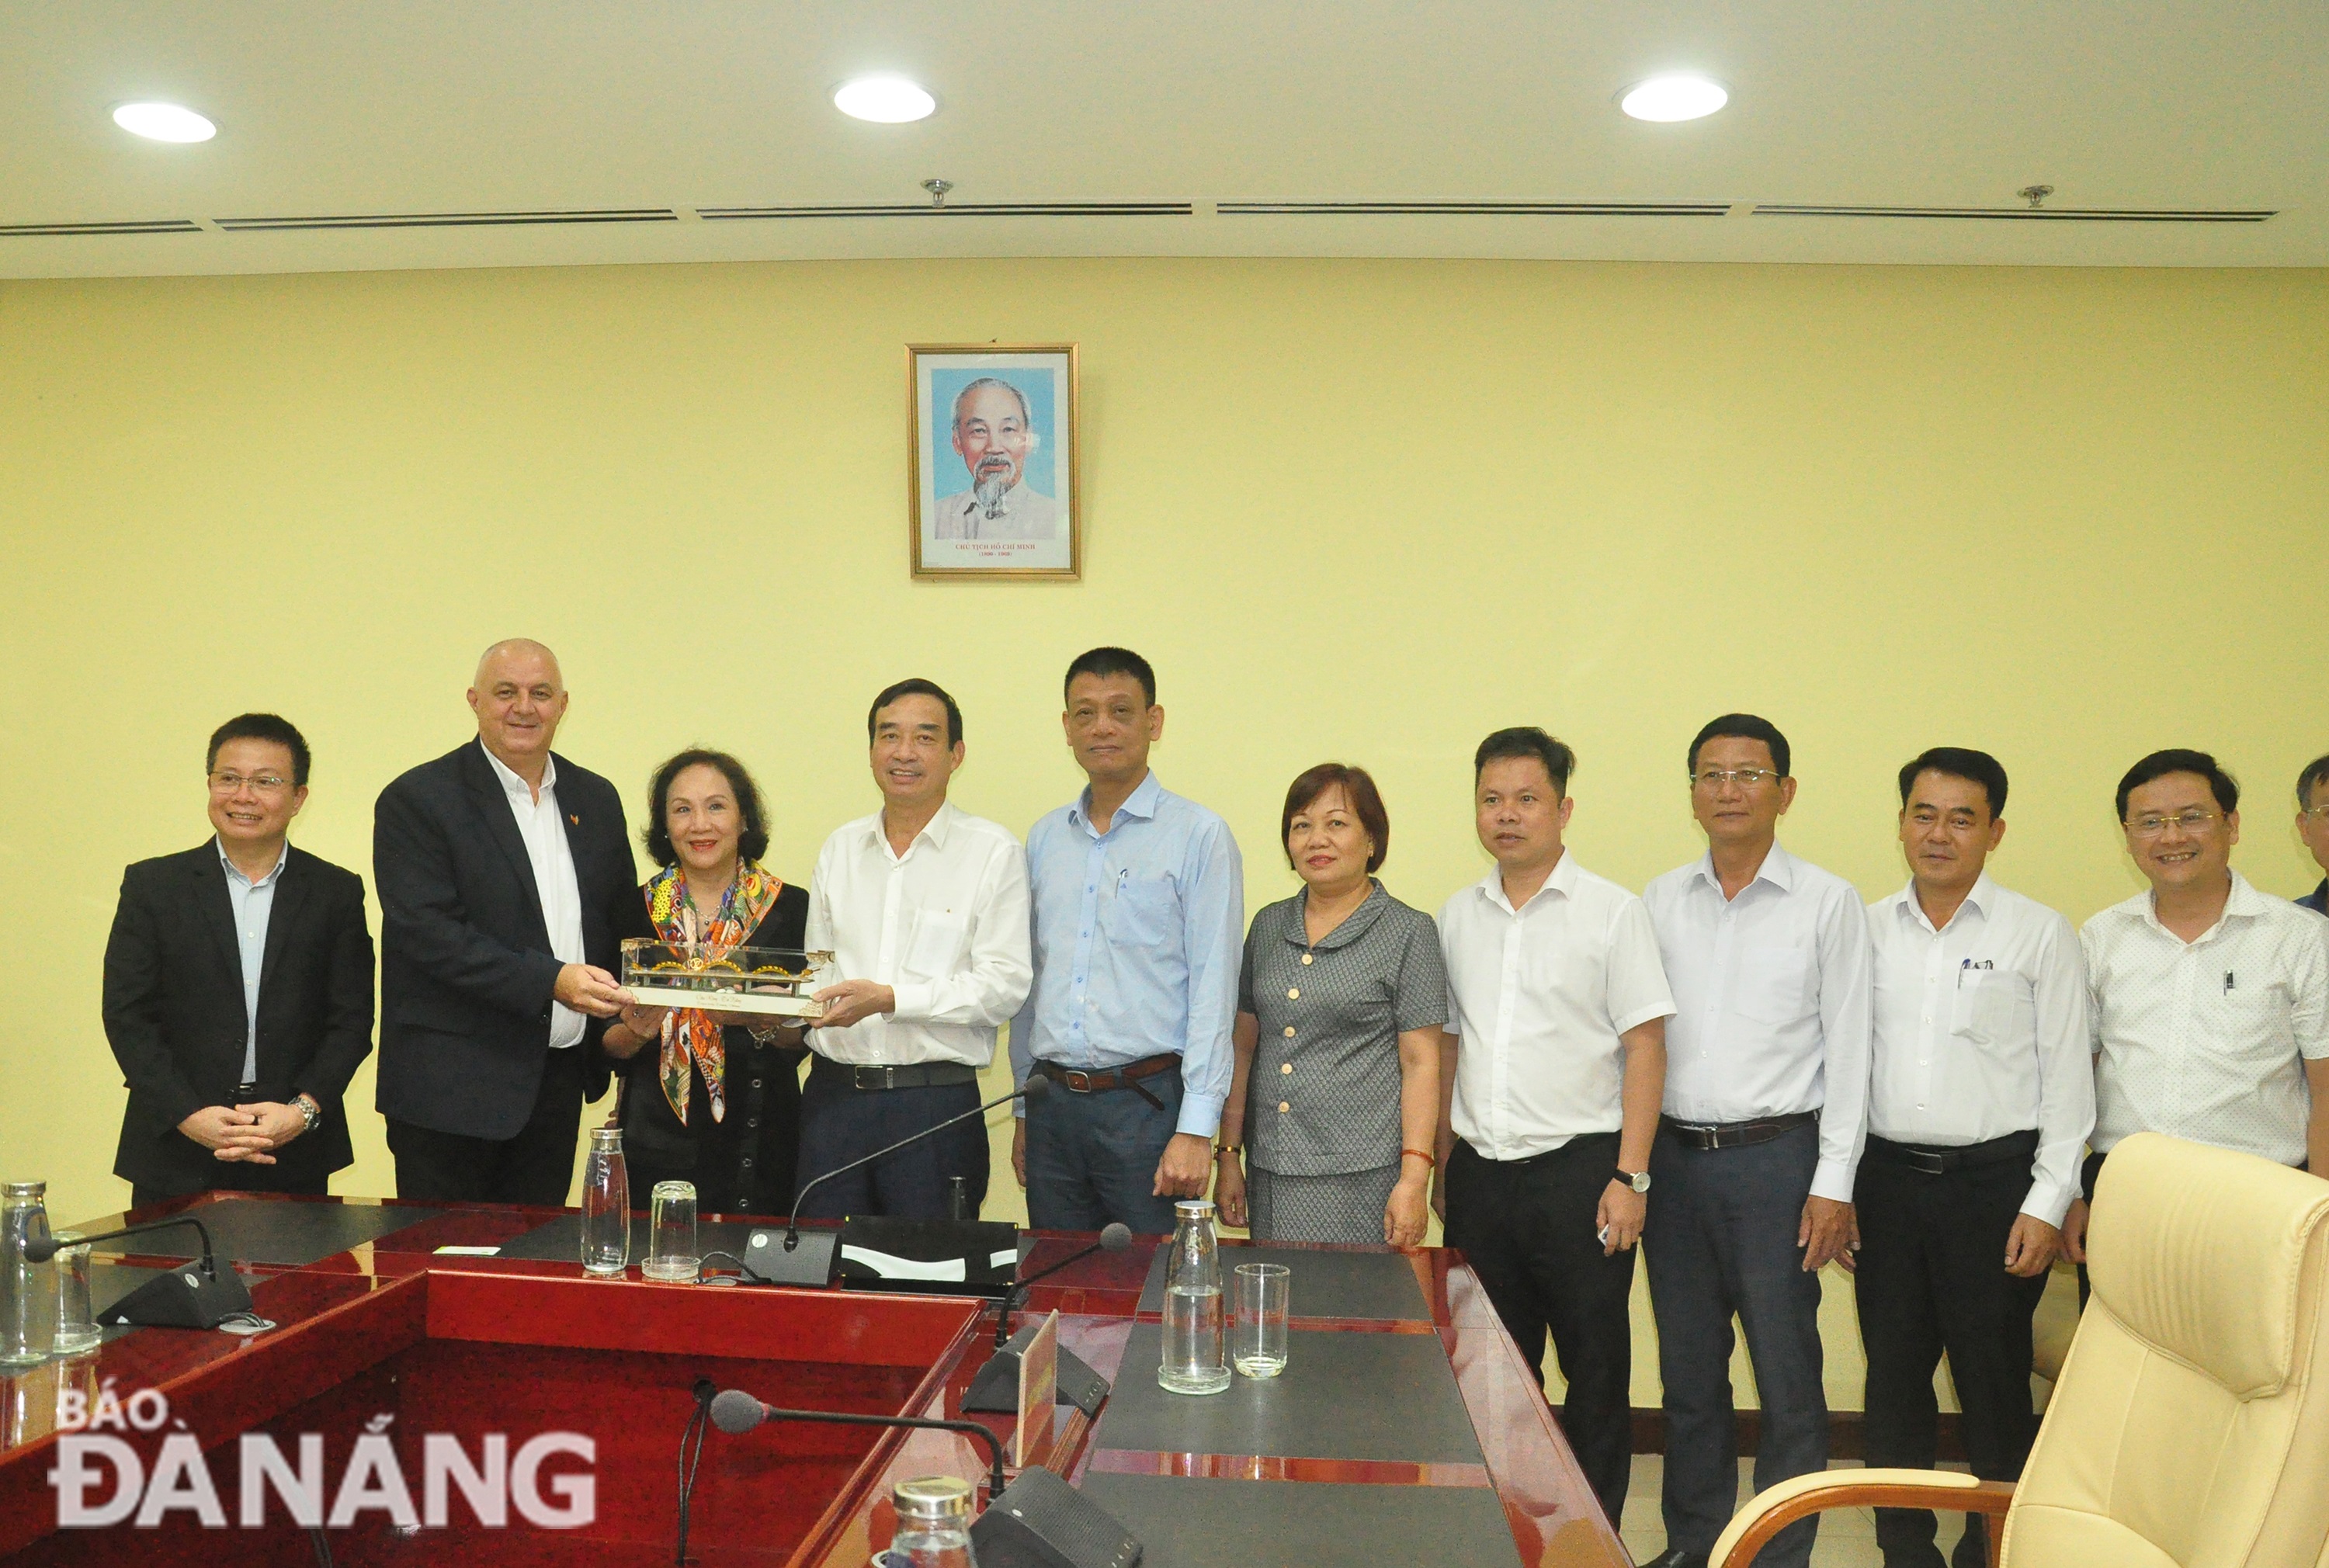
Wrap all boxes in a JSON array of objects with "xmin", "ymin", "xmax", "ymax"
[{"xmin": 1212, "ymin": 763, "xmax": 1446, "ymax": 1246}]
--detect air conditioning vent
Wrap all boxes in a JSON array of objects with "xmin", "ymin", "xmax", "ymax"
[
  {"xmin": 1754, "ymin": 203, "xmax": 2275, "ymax": 224},
  {"xmin": 698, "ymin": 202, "xmax": 1192, "ymax": 220},
  {"xmin": 0, "ymin": 218, "xmax": 202, "ymax": 238},
  {"xmin": 1220, "ymin": 199, "xmax": 1730, "ymax": 217},
  {"xmin": 213, "ymin": 209, "xmax": 679, "ymax": 232}
]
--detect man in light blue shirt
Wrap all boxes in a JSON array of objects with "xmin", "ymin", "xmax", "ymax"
[{"xmin": 1009, "ymin": 647, "xmax": 1244, "ymax": 1233}]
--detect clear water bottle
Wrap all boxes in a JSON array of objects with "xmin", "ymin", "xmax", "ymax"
[
  {"xmin": 1158, "ymin": 1198, "xmax": 1230, "ymax": 1396},
  {"xmin": 883, "ymin": 1475, "xmax": 977, "ymax": 1566},
  {"xmin": 2, "ymin": 1181, "xmax": 57, "ymax": 1369},
  {"xmin": 579, "ymin": 1129, "xmax": 631, "ymax": 1278}
]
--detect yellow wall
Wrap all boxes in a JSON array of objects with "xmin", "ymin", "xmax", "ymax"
[{"xmin": 3, "ymin": 257, "xmax": 2324, "ymax": 1409}]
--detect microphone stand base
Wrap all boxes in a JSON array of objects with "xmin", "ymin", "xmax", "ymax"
[
  {"xmin": 963, "ymin": 1325, "xmax": 1112, "ymax": 1418},
  {"xmin": 741, "ymin": 1229, "xmax": 839, "ymax": 1287},
  {"xmin": 97, "ymin": 1264, "xmax": 255, "ymax": 1330}
]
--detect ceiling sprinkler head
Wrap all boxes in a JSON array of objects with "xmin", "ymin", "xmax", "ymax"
[
  {"xmin": 2018, "ymin": 184, "xmax": 2055, "ymax": 210},
  {"xmin": 923, "ymin": 178, "xmax": 953, "ymax": 209}
]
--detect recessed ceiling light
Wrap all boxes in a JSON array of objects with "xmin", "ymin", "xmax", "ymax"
[
  {"xmin": 833, "ymin": 75, "xmax": 936, "ymax": 124},
  {"xmin": 1619, "ymin": 75, "xmax": 1729, "ymax": 123},
  {"xmin": 112, "ymin": 101, "xmax": 217, "ymax": 142}
]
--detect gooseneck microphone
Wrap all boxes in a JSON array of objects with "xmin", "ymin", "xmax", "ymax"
[
  {"xmin": 993, "ymin": 1223, "xmax": 1132, "ymax": 1348},
  {"xmin": 780, "ymin": 1075, "xmax": 1050, "ymax": 1251},
  {"xmin": 26, "ymin": 1213, "xmax": 256, "ymax": 1330},
  {"xmin": 26, "ymin": 1214, "xmax": 222, "ymax": 1277},
  {"xmin": 708, "ymin": 1388, "xmax": 1008, "ymax": 1497}
]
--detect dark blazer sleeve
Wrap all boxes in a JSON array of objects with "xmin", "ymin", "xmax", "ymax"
[
  {"xmin": 293, "ymin": 865, "xmax": 377, "ymax": 1105},
  {"xmin": 374, "ymin": 770, "xmax": 562, "ymax": 1019},
  {"xmin": 100, "ymin": 864, "xmax": 208, "ymax": 1131}
]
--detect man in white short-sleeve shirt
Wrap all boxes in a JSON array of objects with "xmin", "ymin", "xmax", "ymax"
[
  {"xmin": 1856, "ymin": 748, "xmax": 2094, "ymax": 1568},
  {"xmin": 2066, "ymin": 749, "xmax": 2329, "ymax": 1259},
  {"xmin": 795, "ymin": 678, "xmax": 1033, "ymax": 1221},
  {"xmin": 1433, "ymin": 728, "xmax": 1672, "ymax": 1524},
  {"xmin": 1637, "ymin": 714, "xmax": 1872, "ymax": 1568}
]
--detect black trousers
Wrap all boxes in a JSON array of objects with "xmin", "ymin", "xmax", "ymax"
[
  {"xmin": 386, "ymin": 1049, "xmax": 586, "ymax": 1205},
  {"xmin": 1855, "ymin": 1139, "xmax": 2048, "ymax": 1568},
  {"xmin": 793, "ymin": 1065, "xmax": 988, "ymax": 1221},
  {"xmin": 1442, "ymin": 1133, "xmax": 1635, "ymax": 1522}
]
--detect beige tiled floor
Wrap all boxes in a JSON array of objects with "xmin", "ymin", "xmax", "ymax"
[{"xmin": 1619, "ymin": 1456, "xmax": 1978, "ymax": 1567}]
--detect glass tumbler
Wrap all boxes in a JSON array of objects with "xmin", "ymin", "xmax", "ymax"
[
  {"xmin": 644, "ymin": 1181, "xmax": 699, "ymax": 1283},
  {"xmin": 50, "ymin": 1240, "xmax": 102, "ymax": 1357},
  {"xmin": 1233, "ymin": 1261, "xmax": 1290, "ymax": 1378}
]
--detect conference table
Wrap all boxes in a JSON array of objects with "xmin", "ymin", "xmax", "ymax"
[{"xmin": 0, "ymin": 1192, "xmax": 1631, "ymax": 1566}]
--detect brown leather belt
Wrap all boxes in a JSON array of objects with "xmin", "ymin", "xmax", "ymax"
[
  {"xmin": 1659, "ymin": 1110, "xmax": 1818, "ymax": 1151},
  {"xmin": 1034, "ymin": 1053, "xmax": 1181, "ymax": 1111}
]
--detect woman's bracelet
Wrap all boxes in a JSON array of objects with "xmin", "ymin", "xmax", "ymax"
[
  {"xmin": 1400, "ymin": 1147, "xmax": 1436, "ymax": 1168},
  {"xmin": 1215, "ymin": 1143, "xmax": 1243, "ymax": 1160}
]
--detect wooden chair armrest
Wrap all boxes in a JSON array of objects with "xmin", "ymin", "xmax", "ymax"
[{"xmin": 1711, "ymin": 1469, "xmax": 2016, "ymax": 1567}]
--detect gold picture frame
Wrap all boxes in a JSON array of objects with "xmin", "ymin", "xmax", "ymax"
[{"xmin": 908, "ymin": 343, "xmax": 1081, "ymax": 581}]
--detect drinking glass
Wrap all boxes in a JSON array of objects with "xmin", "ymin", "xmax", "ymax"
[
  {"xmin": 1233, "ymin": 1261, "xmax": 1289, "ymax": 1378},
  {"xmin": 50, "ymin": 1239, "xmax": 102, "ymax": 1357},
  {"xmin": 644, "ymin": 1181, "xmax": 699, "ymax": 1283}
]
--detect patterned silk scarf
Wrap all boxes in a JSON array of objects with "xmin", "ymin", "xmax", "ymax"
[{"xmin": 642, "ymin": 860, "xmax": 784, "ymax": 1126}]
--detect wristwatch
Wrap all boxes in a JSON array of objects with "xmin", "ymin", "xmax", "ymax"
[
  {"xmin": 1614, "ymin": 1167, "xmax": 1651, "ymax": 1193},
  {"xmin": 293, "ymin": 1094, "xmax": 322, "ymax": 1135}
]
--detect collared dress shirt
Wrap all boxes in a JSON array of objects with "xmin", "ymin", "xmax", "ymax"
[
  {"xmin": 1008, "ymin": 770, "xmax": 1244, "ymax": 1140},
  {"xmin": 803, "ymin": 800, "xmax": 1033, "ymax": 1068},
  {"xmin": 933, "ymin": 484, "xmax": 1060, "ymax": 541},
  {"xmin": 481, "ymin": 741, "xmax": 587, "ymax": 1049},
  {"xmin": 2083, "ymin": 871, "xmax": 2329, "ymax": 1167},
  {"xmin": 1643, "ymin": 843, "xmax": 1875, "ymax": 1203},
  {"xmin": 1240, "ymin": 881, "xmax": 1446, "ymax": 1176},
  {"xmin": 1440, "ymin": 853, "xmax": 1676, "ymax": 1163},
  {"xmin": 1866, "ymin": 874, "xmax": 2095, "ymax": 1225},
  {"xmin": 217, "ymin": 838, "xmax": 290, "ymax": 1084}
]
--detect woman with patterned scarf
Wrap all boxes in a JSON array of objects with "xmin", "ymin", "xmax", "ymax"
[{"xmin": 601, "ymin": 749, "xmax": 809, "ymax": 1216}]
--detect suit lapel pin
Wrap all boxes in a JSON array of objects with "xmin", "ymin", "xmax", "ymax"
[{"xmin": 568, "ymin": 814, "xmax": 580, "ymax": 826}]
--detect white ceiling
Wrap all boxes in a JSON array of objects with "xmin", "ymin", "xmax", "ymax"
[{"xmin": 4, "ymin": 1, "xmax": 2325, "ymax": 279}]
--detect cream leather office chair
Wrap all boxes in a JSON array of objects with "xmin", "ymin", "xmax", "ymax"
[{"xmin": 1711, "ymin": 1133, "xmax": 2329, "ymax": 1567}]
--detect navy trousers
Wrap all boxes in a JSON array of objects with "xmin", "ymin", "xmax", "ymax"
[
  {"xmin": 792, "ymin": 1069, "xmax": 987, "ymax": 1221},
  {"xmin": 1022, "ymin": 1063, "xmax": 1183, "ymax": 1234},
  {"xmin": 1645, "ymin": 1120, "xmax": 1828, "ymax": 1568}
]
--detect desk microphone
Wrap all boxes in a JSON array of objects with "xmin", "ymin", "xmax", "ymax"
[
  {"xmin": 992, "ymin": 1223, "xmax": 1131, "ymax": 1348},
  {"xmin": 961, "ymin": 1223, "xmax": 1131, "ymax": 1419},
  {"xmin": 708, "ymin": 1388, "xmax": 1008, "ymax": 1497},
  {"xmin": 780, "ymin": 1074, "xmax": 1050, "ymax": 1251},
  {"xmin": 26, "ymin": 1214, "xmax": 255, "ymax": 1329},
  {"xmin": 744, "ymin": 1077, "xmax": 1050, "ymax": 1287}
]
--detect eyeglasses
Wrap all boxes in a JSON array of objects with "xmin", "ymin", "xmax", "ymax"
[
  {"xmin": 209, "ymin": 772, "xmax": 290, "ymax": 796},
  {"xmin": 2125, "ymin": 810, "xmax": 2221, "ymax": 839},
  {"xmin": 1692, "ymin": 768, "xmax": 1782, "ymax": 790},
  {"xmin": 2304, "ymin": 804, "xmax": 2329, "ymax": 823}
]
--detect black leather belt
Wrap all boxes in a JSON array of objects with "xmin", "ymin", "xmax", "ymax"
[
  {"xmin": 1866, "ymin": 1129, "xmax": 2040, "ymax": 1177},
  {"xmin": 1659, "ymin": 1111, "xmax": 1818, "ymax": 1150},
  {"xmin": 810, "ymin": 1058, "xmax": 979, "ymax": 1091}
]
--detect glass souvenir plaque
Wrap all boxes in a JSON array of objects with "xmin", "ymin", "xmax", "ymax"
[{"xmin": 620, "ymin": 939, "xmax": 836, "ymax": 1018}]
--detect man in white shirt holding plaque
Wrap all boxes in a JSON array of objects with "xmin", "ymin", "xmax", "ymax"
[
  {"xmin": 1639, "ymin": 713, "xmax": 1873, "ymax": 1568},
  {"xmin": 797, "ymin": 678, "xmax": 1033, "ymax": 1220},
  {"xmin": 2065, "ymin": 749, "xmax": 2329, "ymax": 1261},
  {"xmin": 1858, "ymin": 748, "xmax": 2093, "ymax": 1568},
  {"xmin": 1433, "ymin": 727, "xmax": 1673, "ymax": 1525}
]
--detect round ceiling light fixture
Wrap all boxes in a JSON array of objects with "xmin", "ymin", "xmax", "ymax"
[
  {"xmin": 1619, "ymin": 74, "xmax": 1729, "ymax": 123},
  {"xmin": 111, "ymin": 101, "xmax": 217, "ymax": 142},
  {"xmin": 833, "ymin": 75, "xmax": 936, "ymax": 123}
]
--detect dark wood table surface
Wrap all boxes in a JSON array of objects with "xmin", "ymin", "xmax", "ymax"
[{"xmin": 0, "ymin": 1192, "xmax": 1631, "ymax": 1567}]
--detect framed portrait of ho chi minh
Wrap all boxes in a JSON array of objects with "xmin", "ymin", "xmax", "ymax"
[{"xmin": 909, "ymin": 344, "xmax": 1081, "ymax": 580}]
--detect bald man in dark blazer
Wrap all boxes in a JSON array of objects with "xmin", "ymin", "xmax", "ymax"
[{"xmin": 373, "ymin": 640, "xmax": 636, "ymax": 1204}]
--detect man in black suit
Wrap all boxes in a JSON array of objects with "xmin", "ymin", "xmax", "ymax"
[
  {"xmin": 102, "ymin": 714, "xmax": 375, "ymax": 1208},
  {"xmin": 374, "ymin": 639, "xmax": 637, "ymax": 1204}
]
